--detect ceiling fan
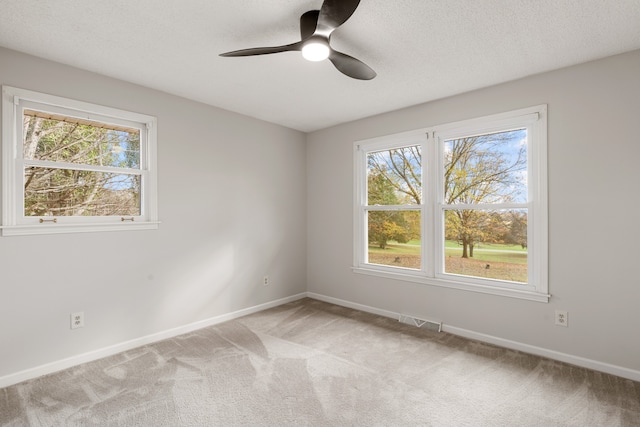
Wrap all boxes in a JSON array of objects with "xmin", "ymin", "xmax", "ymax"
[{"xmin": 219, "ymin": 0, "xmax": 376, "ymax": 80}]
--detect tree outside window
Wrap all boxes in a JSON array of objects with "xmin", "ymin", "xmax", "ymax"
[
  {"xmin": 23, "ymin": 110, "xmax": 142, "ymax": 217},
  {"xmin": 2, "ymin": 85, "xmax": 158, "ymax": 236}
]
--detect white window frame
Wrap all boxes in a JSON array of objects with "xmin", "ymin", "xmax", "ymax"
[
  {"xmin": 353, "ymin": 105, "xmax": 548, "ymax": 302},
  {"xmin": 1, "ymin": 86, "xmax": 159, "ymax": 236}
]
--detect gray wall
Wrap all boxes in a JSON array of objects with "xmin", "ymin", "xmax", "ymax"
[
  {"xmin": 0, "ymin": 47, "xmax": 307, "ymax": 378},
  {"xmin": 307, "ymin": 50, "xmax": 640, "ymax": 373},
  {"xmin": 2, "ymin": 45, "xmax": 639, "ymax": 382}
]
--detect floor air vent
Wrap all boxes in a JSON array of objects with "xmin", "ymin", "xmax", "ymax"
[{"xmin": 398, "ymin": 314, "xmax": 442, "ymax": 332}]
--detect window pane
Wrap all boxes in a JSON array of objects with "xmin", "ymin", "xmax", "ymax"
[
  {"xmin": 24, "ymin": 167, "xmax": 141, "ymax": 216},
  {"xmin": 367, "ymin": 145, "xmax": 421, "ymax": 205},
  {"xmin": 23, "ymin": 111, "xmax": 140, "ymax": 169},
  {"xmin": 367, "ymin": 210, "xmax": 421, "ymax": 269},
  {"xmin": 444, "ymin": 129, "xmax": 527, "ymax": 204},
  {"xmin": 444, "ymin": 209, "xmax": 527, "ymax": 283}
]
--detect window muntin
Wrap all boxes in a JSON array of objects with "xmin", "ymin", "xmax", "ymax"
[
  {"xmin": 2, "ymin": 86, "xmax": 158, "ymax": 235},
  {"xmin": 354, "ymin": 106, "xmax": 548, "ymax": 302},
  {"xmin": 23, "ymin": 109, "xmax": 141, "ymax": 168}
]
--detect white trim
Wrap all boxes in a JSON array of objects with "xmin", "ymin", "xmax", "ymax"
[
  {"xmin": 0, "ymin": 293, "xmax": 307, "ymax": 388},
  {"xmin": 432, "ymin": 108, "xmax": 540, "ymax": 138},
  {"xmin": 21, "ymin": 159, "xmax": 144, "ymax": 175},
  {"xmin": 307, "ymin": 292, "xmax": 400, "ymax": 320},
  {"xmin": 442, "ymin": 325, "xmax": 640, "ymax": 383},
  {"xmin": 306, "ymin": 293, "xmax": 640, "ymax": 382},
  {"xmin": 8, "ymin": 86, "xmax": 154, "ymax": 125},
  {"xmin": 355, "ymin": 128, "xmax": 428, "ymax": 153},
  {"xmin": 2, "ymin": 292, "xmax": 638, "ymax": 387},
  {"xmin": 1, "ymin": 85, "xmax": 159, "ymax": 236},
  {"xmin": 353, "ymin": 105, "xmax": 548, "ymax": 300},
  {"xmin": 0, "ymin": 221, "xmax": 161, "ymax": 236},
  {"xmin": 352, "ymin": 266, "xmax": 549, "ymax": 302}
]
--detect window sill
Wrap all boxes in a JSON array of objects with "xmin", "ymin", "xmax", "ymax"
[
  {"xmin": 1, "ymin": 221, "xmax": 160, "ymax": 236},
  {"xmin": 352, "ymin": 266, "xmax": 550, "ymax": 303}
]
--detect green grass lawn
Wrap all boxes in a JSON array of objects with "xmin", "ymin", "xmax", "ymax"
[
  {"xmin": 368, "ymin": 240, "xmax": 528, "ymax": 282},
  {"xmin": 445, "ymin": 248, "xmax": 527, "ymax": 265},
  {"xmin": 368, "ymin": 241, "xmax": 421, "ymax": 255},
  {"xmin": 445, "ymin": 240, "xmax": 527, "ymax": 252},
  {"xmin": 371, "ymin": 240, "xmax": 525, "ymax": 255}
]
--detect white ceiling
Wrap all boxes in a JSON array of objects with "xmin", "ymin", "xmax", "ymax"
[{"xmin": 1, "ymin": 0, "xmax": 639, "ymax": 132}]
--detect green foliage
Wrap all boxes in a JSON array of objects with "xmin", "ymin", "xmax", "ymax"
[
  {"xmin": 367, "ymin": 172, "xmax": 421, "ymax": 249},
  {"xmin": 368, "ymin": 210, "xmax": 419, "ymax": 249},
  {"xmin": 366, "ymin": 131, "xmax": 528, "ymax": 269},
  {"xmin": 367, "ymin": 146, "xmax": 422, "ymax": 249},
  {"xmin": 502, "ymin": 210, "xmax": 528, "ymax": 248},
  {"xmin": 367, "ymin": 146, "xmax": 421, "ymax": 204},
  {"xmin": 367, "ymin": 173, "xmax": 398, "ymax": 205},
  {"xmin": 443, "ymin": 131, "xmax": 527, "ymax": 257}
]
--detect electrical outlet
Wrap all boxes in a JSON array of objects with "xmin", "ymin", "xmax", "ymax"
[
  {"xmin": 71, "ymin": 312, "xmax": 84, "ymax": 329},
  {"xmin": 263, "ymin": 276, "xmax": 269, "ymax": 286},
  {"xmin": 555, "ymin": 310, "xmax": 568, "ymax": 327}
]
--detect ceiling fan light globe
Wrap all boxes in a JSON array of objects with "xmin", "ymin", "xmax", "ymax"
[{"xmin": 302, "ymin": 42, "xmax": 330, "ymax": 62}]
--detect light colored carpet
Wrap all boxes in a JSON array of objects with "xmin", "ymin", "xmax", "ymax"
[{"xmin": 1, "ymin": 298, "xmax": 639, "ymax": 426}]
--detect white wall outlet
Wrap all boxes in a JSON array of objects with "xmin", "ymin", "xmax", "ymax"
[
  {"xmin": 71, "ymin": 312, "xmax": 84, "ymax": 329},
  {"xmin": 555, "ymin": 310, "xmax": 568, "ymax": 327},
  {"xmin": 263, "ymin": 276, "xmax": 269, "ymax": 286}
]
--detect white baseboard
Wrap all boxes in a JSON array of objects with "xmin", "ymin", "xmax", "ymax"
[
  {"xmin": 0, "ymin": 293, "xmax": 307, "ymax": 389},
  {"xmin": 306, "ymin": 292, "xmax": 640, "ymax": 382},
  {"xmin": 4, "ymin": 291, "xmax": 638, "ymax": 388},
  {"xmin": 307, "ymin": 292, "xmax": 400, "ymax": 320}
]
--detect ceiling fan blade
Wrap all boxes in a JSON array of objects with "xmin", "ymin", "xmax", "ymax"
[
  {"xmin": 329, "ymin": 50, "xmax": 376, "ymax": 80},
  {"xmin": 300, "ymin": 10, "xmax": 319, "ymax": 40},
  {"xmin": 220, "ymin": 41, "xmax": 302, "ymax": 57},
  {"xmin": 316, "ymin": 0, "xmax": 361, "ymax": 36}
]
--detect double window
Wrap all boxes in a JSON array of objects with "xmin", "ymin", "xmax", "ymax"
[
  {"xmin": 354, "ymin": 106, "xmax": 548, "ymax": 301},
  {"xmin": 2, "ymin": 86, "xmax": 158, "ymax": 235}
]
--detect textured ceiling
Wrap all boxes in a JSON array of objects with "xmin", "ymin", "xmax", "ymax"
[{"xmin": 1, "ymin": 0, "xmax": 639, "ymax": 132}]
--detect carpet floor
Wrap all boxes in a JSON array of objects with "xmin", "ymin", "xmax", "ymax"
[{"xmin": 1, "ymin": 298, "xmax": 639, "ymax": 426}]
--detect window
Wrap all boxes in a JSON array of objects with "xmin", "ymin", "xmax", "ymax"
[
  {"xmin": 354, "ymin": 106, "xmax": 548, "ymax": 302},
  {"xmin": 2, "ymin": 86, "xmax": 158, "ymax": 236}
]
